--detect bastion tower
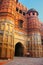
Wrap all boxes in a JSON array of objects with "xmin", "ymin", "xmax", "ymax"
[
  {"xmin": 26, "ymin": 9, "xmax": 42, "ymax": 57},
  {"xmin": 0, "ymin": 0, "xmax": 18, "ymax": 59}
]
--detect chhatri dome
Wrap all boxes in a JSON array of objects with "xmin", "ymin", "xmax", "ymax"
[{"xmin": 27, "ymin": 8, "xmax": 39, "ymax": 15}]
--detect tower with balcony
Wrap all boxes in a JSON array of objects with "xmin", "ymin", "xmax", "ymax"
[{"xmin": 27, "ymin": 8, "xmax": 42, "ymax": 57}]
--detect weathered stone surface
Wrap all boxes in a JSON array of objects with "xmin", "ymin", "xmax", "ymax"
[{"xmin": 5, "ymin": 57, "xmax": 43, "ymax": 65}]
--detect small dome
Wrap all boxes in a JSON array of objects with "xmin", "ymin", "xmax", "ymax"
[{"xmin": 27, "ymin": 8, "xmax": 39, "ymax": 15}]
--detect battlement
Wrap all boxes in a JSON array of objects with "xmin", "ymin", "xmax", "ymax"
[
  {"xmin": 16, "ymin": 2, "xmax": 28, "ymax": 13},
  {"xmin": 0, "ymin": 0, "xmax": 28, "ymax": 17},
  {"xmin": 16, "ymin": 0, "xmax": 18, "ymax": 2}
]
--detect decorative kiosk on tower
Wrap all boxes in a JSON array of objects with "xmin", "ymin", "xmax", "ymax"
[{"xmin": 27, "ymin": 8, "xmax": 42, "ymax": 57}]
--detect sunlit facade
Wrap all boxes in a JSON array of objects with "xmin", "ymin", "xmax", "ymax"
[{"xmin": 0, "ymin": 0, "xmax": 43, "ymax": 59}]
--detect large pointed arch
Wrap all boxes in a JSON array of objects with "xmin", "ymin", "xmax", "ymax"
[{"xmin": 15, "ymin": 42, "xmax": 24, "ymax": 57}]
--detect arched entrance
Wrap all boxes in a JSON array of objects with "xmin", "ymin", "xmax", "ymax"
[{"xmin": 15, "ymin": 42, "xmax": 24, "ymax": 57}]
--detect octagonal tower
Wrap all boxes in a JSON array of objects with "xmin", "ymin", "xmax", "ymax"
[
  {"xmin": 27, "ymin": 8, "xmax": 42, "ymax": 57},
  {"xmin": 0, "ymin": 0, "xmax": 16, "ymax": 59}
]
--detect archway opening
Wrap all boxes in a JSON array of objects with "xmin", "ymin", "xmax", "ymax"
[{"xmin": 15, "ymin": 42, "xmax": 24, "ymax": 57}]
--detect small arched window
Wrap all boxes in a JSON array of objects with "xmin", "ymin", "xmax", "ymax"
[
  {"xmin": 18, "ymin": 20, "xmax": 23, "ymax": 28},
  {"xmin": 19, "ymin": 10, "xmax": 22, "ymax": 14},
  {"xmin": 23, "ymin": 12, "xmax": 25, "ymax": 16},
  {"xmin": 33, "ymin": 13, "xmax": 35, "ymax": 15},
  {"xmin": 16, "ymin": 7, "xmax": 18, "ymax": 12}
]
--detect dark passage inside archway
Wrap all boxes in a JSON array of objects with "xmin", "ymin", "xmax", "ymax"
[{"xmin": 15, "ymin": 42, "xmax": 24, "ymax": 57}]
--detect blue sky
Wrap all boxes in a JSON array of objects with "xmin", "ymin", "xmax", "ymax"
[{"xmin": 19, "ymin": 0, "xmax": 43, "ymax": 22}]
